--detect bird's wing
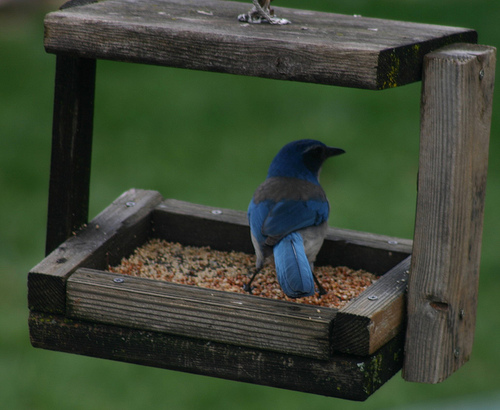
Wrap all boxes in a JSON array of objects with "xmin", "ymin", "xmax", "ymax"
[
  {"xmin": 248, "ymin": 199, "xmax": 272, "ymax": 245},
  {"xmin": 262, "ymin": 199, "xmax": 329, "ymax": 240}
]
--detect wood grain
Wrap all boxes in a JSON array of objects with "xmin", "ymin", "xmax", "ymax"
[
  {"xmin": 404, "ymin": 44, "xmax": 496, "ymax": 383},
  {"xmin": 29, "ymin": 189, "xmax": 163, "ymax": 314},
  {"xmin": 333, "ymin": 256, "xmax": 410, "ymax": 356},
  {"xmin": 43, "ymin": 0, "xmax": 477, "ymax": 89},
  {"xmin": 29, "ymin": 311, "xmax": 405, "ymax": 401},
  {"xmin": 46, "ymin": 56, "xmax": 96, "ymax": 255},
  {"xmin": 67, "ymin": 268, "xmax": 337, "ymax": 360}
]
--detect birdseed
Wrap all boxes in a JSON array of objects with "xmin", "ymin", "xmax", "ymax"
[{"xmin": 108, "ymin": 238, "xmax": 378, "ymax": 309}]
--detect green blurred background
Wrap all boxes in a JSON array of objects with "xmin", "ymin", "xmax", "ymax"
[{"xmin": 1, "ymin": 0, "xmax": 498, "ymax": 408}]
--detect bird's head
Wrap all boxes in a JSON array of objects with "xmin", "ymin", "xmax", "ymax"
[{"xmin": 267, "ymin": 139, "xmax": 345, "ymax": 184}]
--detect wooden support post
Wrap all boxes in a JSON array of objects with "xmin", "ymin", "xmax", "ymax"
[
  {"xmin": 404, "ymin": 44, "xmax": 496, "ymax": 383},
  {"xmin": 46, "ymin": 56, "xmax": 96, "ymax": 255}
]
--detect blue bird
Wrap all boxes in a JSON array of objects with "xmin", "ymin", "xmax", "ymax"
[{"xmin": 246, "ymin": 139, "xmax": 345, "ymax": 298}]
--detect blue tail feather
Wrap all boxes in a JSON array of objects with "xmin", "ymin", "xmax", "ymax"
[{"xmin": 273, "ymin": 232, "xmax": 315, "ymax": 298}]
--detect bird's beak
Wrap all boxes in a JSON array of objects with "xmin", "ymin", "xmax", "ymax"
[{"xmin": 326, "ymin": 147, "xmax": 346, "ymax": 157}]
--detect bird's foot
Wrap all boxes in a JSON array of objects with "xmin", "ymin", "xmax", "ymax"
[
  {"xmin": 312, "ymin": 271, "xmax": 327, "ymax": 298},
  {"xmin": 243, "ymin": 283, "xmax": 254, "ymax": 294},
  {"xmin": 316, "ymin": 287, "xmax": 327, "ymax": 298}
]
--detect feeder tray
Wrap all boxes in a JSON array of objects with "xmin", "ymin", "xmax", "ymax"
[
  {"xmin": 29, "ymin": 0, "xmax": 495, "ymax": 402},
  {"xmin": 30, "ymin": 189, "xmax": 411, "ymax": 401}
]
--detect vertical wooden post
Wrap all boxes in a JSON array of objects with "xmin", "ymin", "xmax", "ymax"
[
  {"xmin": 46, "ymin": 56, "xmax": 96, "ymax": 255},
  {"xmin": 403, "ymin": 44, "xmax": 496, "ymax": 383}
]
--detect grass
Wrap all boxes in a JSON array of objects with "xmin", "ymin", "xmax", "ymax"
[{"xmin": 1, "ymin": 1, "xmax": 499, "ymax": 409}]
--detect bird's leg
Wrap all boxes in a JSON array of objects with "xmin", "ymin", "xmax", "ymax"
[
  {"xmin": 312, "ymin": 271, "xmax": 327, "ymax": 297},
  {"xmin": 243, "ymin": 266, "xmax": 262, "ymax": 294}
]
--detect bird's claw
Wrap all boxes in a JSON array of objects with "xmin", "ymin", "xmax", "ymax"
[
  {"xmin": 316, "ymin": 287, "xmax": 327, "ymax": 298},
  {"xmin": 243, "ymin": 283, "xmax": 254, "ymax": 294}
]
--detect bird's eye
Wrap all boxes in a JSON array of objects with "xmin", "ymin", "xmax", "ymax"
[
  {"xmin": 304, "ymin": 145, "xmax": 323, "ymax": 157},
  {"xmin": 303, "ymin": 145, "xmax": 325, "ymax": 173}
]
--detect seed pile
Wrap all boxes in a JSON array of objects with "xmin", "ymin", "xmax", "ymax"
[{"xmin": 108, "ymin": 238, "xmax": 378, "ymax": 309}]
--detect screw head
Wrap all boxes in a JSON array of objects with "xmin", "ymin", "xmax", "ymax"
[
  {"xmin": 211, "ymin": 210, "xmax": 223, "ymax": 215},
  {"xmin": 368, "ymin": 295, "xmax": 378, "ymax": 301},
  {"xmin": 113, "ymin": 277, "xmax": 125, "ymax": 283},
  {"xmin": 479, "ymin": 69, "xmax": 485, "ymax": 80},
  {"xmin": 125, "ymin": 201, "xmax": 136, "ymax": 207}
]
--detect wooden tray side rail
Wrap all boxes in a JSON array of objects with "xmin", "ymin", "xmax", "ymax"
[{"xmin": 29, "ymin": 189, "xmax": 163, "ymax": 315}]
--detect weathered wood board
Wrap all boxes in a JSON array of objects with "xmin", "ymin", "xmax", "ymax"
[
  {"xmin": 404, "ymin": 44, "xmax": 496, "ymax": 383},
  {"xmin": 46, "ymin": 56, "xmax": 96, "ymax": 254},
  {"xmin": 333, "ymin": 256, "xmax": 410, "ymax": 356},
  {"xmin": 67, "ymin": 268, "xmax": 337, "ymax": 360},
  {"xmin": 44, "ymin": 0, "xmax": 477, "ymax": 89},
  {"xmin": 29, "ymin": 311, "xmax": 405, "ymax": 401}
]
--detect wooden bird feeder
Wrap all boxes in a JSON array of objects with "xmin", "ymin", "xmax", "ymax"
[{"xmin": 28, "ymin": 0, "xmax": 496, "ymax": 401}]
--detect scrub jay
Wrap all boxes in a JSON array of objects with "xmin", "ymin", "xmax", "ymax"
[{"xmin": 246, "ymin": 139, "xmax": 345, "ymax": 298}]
